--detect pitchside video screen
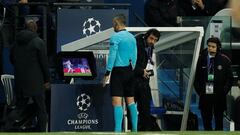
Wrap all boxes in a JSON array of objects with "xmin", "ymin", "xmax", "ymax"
[
  {"xmin": 62, "ymin": 58, "xmax": 92, "ymax": 77},
  {"xmin": 58, "ymin": 51, "xmax": 97, "ymax": 80}
]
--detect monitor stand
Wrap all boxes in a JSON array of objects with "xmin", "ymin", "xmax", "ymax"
[{"xmin": 69, "ymin": 78, "xmax": 74, "ymax": 84}]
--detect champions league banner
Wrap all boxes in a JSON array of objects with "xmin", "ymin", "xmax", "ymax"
[
  {"xmin": 57, "ymin": 9, "xmax": 129, "ymax": 52},
  {"xmin": 50, "ymin": 84, "xmax": 114, "ymax": 131}
]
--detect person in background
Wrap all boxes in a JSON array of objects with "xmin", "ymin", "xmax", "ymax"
[
  {"xmin": 183, "ymin": 0, "xmax": 228, "ymax": 16},
  {"xmin": 10, "ymin": 19, "xmax": 50, "ymax": 132},
  {"xmin": 191, "ymin": 0, "xmax": 210, "ymax": 15},
  {"xmin": 0, "ymin": 0, "xmax": 16, "ymax": 74},
  {"xmin": 230, "ymin": 0, "xmax": 240, "ymax": 25},
  {"xmin": 194, "ymin": 37, "xmax": 233, "ymax": 130},
  {"xmin": 133, "ymin": 28, "xmax": 161, "ymax": 131},
  {"xmin": 102, "ymin": 14, "xmax": 138, "ymax": 133},
  {"xmin": 144, "ymin": 0, "xmax": 186, "ymax": 27}
]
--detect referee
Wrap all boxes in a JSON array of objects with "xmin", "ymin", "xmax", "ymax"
[{"xmin": 102, "ymin": 14, "xmax": 138, "ymax": 133}]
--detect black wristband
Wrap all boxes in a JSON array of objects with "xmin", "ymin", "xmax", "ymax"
[{"xmin": 105, "ymin": 70, "xmax": 110, "ymax": 76}]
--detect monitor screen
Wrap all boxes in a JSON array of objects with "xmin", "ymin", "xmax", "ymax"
[
  {"xmin": 62, "ymin": 57, "xmax": 92, "ymax": 77},
  {"xmin": 58, "ymin": 51, "xmax": 97, "ymax": 80}
]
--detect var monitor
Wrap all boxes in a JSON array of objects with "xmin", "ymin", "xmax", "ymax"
[{"xmin": 58, "ymin": 51, "xmax": 97, "ymax": 80}]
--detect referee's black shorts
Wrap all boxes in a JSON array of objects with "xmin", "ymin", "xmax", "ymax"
[{"xmin": 110, "ymin": 66, "xmax": 135, "ymax": 97}]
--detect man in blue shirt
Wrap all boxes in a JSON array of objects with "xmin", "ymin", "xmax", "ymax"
[{"xmin": 102, "ymin": 14, "xmax": 138, "ymax": 133}]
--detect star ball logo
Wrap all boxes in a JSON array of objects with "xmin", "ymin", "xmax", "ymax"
[
  {"xmin": 82, "ymin": 17, "xmax": 101, "ymax": 37},
  {"xmin": 66, "ymin": 93, "xmax": 98, "ymax": 130},
  {"xmin": 76, "ymin": 93, "xmax": 91, "ymax": 111}
]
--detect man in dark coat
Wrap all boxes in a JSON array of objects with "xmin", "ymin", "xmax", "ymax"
[
  {"xmin": 10, "ymin": 19, "xmax": 50, "ymax": 132},
  {"xmin": 194, "ymin": 37, "xmax": 233, "ymax": 130},
  {"xmin": 134, "ymin": 29, "xmax": 160, "ymax": 131}
]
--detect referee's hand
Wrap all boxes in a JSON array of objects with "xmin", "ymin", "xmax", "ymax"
[
  {"xmin": 102, "ymin": 75, "xmax": 110, "ymax": 87},
  {"xmin": 143, "ymin": 69, "xmax": 149, "ymax": 79}
]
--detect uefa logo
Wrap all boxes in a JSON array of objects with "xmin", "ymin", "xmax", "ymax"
[
  {"xmin": 76, "ymin": 93, "xmax": 91, "ymax": 111},
  {"xmin": 82, "ymin": 17, "xmax": 101, "ymax": 37}
]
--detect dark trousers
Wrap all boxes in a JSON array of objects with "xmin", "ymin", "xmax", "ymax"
[
  {"xmin": 134, "ymin": 78, "xmax": 153, "ymax": 131},
  {"xmin": 17, "ymin": 94, "xmax": 48, "ymax": 132},
  {"xmin": 32, "ymin": 95, "xmax": 48, "ymax": 132},
  {"xmin": 200, "ymin": 103, "xmax": 224, "ymax": 130}
]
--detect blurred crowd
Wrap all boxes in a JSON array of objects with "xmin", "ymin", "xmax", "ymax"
[{"xmin": 144, "ymin": 0, "xmax": 229, "ymax": 27}]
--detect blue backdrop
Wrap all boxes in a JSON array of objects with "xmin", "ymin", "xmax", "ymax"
[{"xmin": 57, "ymin": 9, "xmax": 128, "ymax": 52}]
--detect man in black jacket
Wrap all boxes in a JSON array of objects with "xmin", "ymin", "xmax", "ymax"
[
  {"xmin": 134, "ymin": 29, "xmax": 160, "ymax": 131},
  {"xmin": 194, "ymin": 37, "xmax": 233, "ymax": 130},
  {"xmin": 10, "ymin": 20, "xmax": 50, "ymax": 132}
]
